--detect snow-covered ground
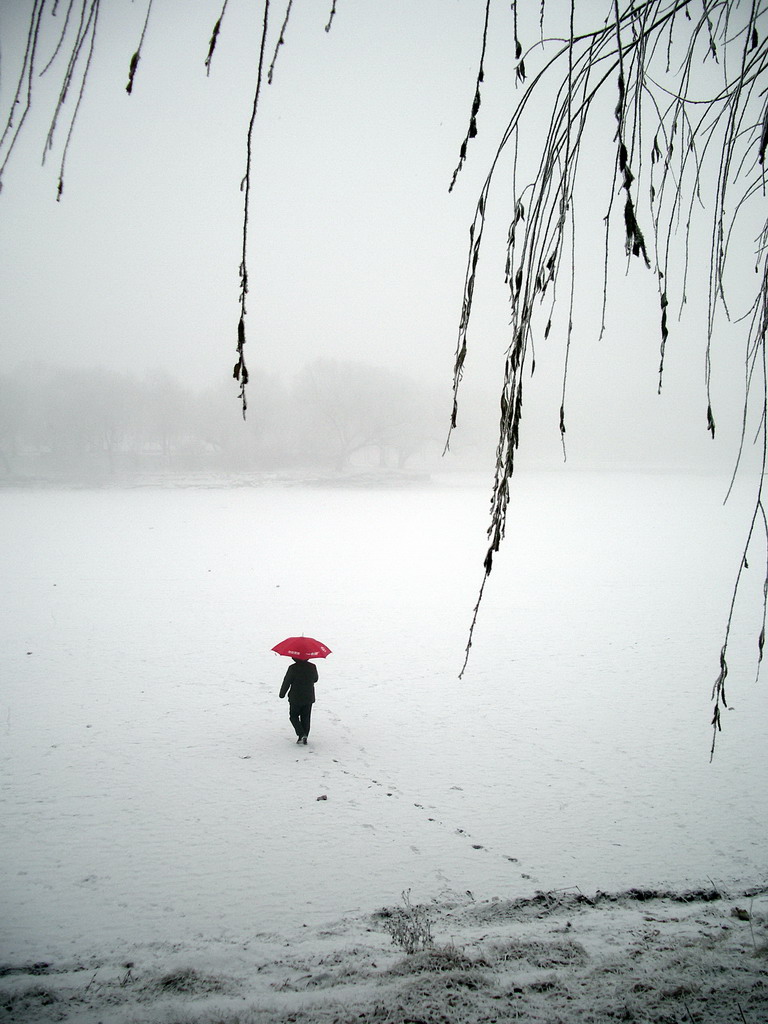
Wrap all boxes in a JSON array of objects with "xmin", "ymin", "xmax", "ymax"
[{"xmin": 1, "ymin": 473, "xmax": 766, "ymax": 1022}]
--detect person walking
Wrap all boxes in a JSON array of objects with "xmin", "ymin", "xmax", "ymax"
[{"xmin": 279, "ymin": 657, "xmax": 318, "ymax": 744}]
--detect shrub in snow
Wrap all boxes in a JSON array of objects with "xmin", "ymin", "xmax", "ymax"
[{"xmin": 382, "ymin": 890, "xmax": 434, "ymax": 955}]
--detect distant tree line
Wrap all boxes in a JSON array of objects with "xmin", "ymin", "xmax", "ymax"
[{"xmin": 0, "ymin": 360, "xmax": 467, "ymax": 483}]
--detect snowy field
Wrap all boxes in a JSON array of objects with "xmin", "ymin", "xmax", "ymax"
[{"xmin": 1, "ymin": 473, "xmax": 767, "ymax": 1022}]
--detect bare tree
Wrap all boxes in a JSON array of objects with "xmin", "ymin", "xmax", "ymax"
[
  {"xmin": 440, "ymin": 1, "xmax": 768, "ymax": 758},
  {"xmin": 290, "ymin": 359, "xmax": 433, "ymax": 473},
  {"xmin": 2, "ymin": 0, "xmax": 766, "ymax": 753}
]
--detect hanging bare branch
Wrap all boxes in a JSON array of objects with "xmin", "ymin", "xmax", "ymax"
[
  {"xmin": 54, "ymin": 0, "xmax": 99, "ymax": 200},
  {"xmin": 449, "ymin": 0, "xmax": 492, "ymax": 193},
  {"xmin": 234, "ymin": 0, "xmax": 272, "ymax": 419},
  {"xmin": 0, "ymin": 0, "xmax": 47, "ymax": 191},
  {"xmin": 446, "ymin": 3, "xmax": 768, "ymax": 752}
]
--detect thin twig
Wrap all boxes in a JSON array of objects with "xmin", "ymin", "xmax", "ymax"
[
  {"xmin": 268, "ymin": 0, "xmax": 294, "ymax": 84},
  {"xmin": 126, "ymin": 0, "xmax": 154, "ymax": 94},
  {"xmin": 449, "ymin": 0, "xmax": 492, "ymax": 192},
  {"xmin": 205, "ymin": 0, "xmax": 229, "ymax": 76}
]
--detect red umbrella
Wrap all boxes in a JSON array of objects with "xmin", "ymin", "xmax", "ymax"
[{"xmin": 271, "ymin": 636, "xmax": 332, "ymax": 660}]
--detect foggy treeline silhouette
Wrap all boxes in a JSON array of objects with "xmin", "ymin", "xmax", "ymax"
[{"xmin": 0, "ymin": 359, "xmax": 485, "ymax": 484}]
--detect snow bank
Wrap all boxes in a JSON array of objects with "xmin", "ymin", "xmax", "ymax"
[
  {"xmin": 2, "ymin": 888, "xmax": 767, "ymax": 1023},
  {"xmin": 1, "ymin": 475, "xmax": 766, "ymax": 1021}
]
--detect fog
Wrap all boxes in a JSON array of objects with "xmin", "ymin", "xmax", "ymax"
[
  {"xmin": 2, "ymin": 8, "xmax": 768, "ymax": 1003},
  {"xmin": 0, "ymin": 1, "xmax": 757, "ymax": 480}
]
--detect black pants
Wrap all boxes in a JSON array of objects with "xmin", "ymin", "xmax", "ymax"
[{"xmin": 289, "ymin": 702, "xmax": 313, "ymax": 738}]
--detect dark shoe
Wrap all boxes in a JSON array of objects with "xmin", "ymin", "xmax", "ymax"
[
  {"xmin": 296, "ymin": 736, "xmax": 303, "ymax": 744},
  {"xmin": 302, "ymin": 736, "xmax": 308, "ymax": 745}
]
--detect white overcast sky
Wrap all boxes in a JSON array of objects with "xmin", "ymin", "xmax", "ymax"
[{"xmin": 0, "ymin": 0, "xmax": 760, "ymax": 469}]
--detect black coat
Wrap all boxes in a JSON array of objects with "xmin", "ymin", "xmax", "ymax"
[{"xmin": 279, "ymin": 659, "xmax": 318, "ymax": 704}]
